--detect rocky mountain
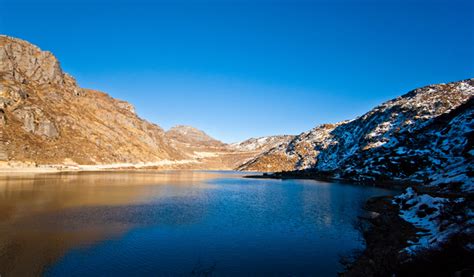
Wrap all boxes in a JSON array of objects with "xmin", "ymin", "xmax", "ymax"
[
  {"xmin": 241, "ymin": 79, "xmax": 473, "ymax": 191},
  {"xmin": 237, "ymin": 125, "xmax": 343, "ymax": 172},
  {"xmin": 0, "ymin": 35, "xmax": 188, "ymax": 166},
  {"xmin": 0, "ymin": 36, "xmax": 289, "ymax": 169},
  {"xmin": 166, "ymin": 125, "xmax": 225, "ymax": 148}
]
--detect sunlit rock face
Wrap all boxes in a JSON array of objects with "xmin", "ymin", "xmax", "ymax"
[
  {"xmin": 241, "ymin": 79, "xmax": 474, "ymax": 192},
  {"xmin": 230, "ymin": 135, "xmax": 295, "ymax": 153},
  {"xmin": 0, "ymin": 35, "xmax": 186, "ymax": 165},
  {"xmin": 237, "ymin": 124, "xmax": 343, "ymax": 172},
  {"xmin": 0, "ymin": 37, "xmax": 64, "ymax": 85}
]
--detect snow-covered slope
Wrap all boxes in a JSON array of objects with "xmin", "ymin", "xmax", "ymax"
[
  {"xmin": 393, "ymin": 188, "xmax": 472, "ymax": 255},
  {"xmin": 241, "ymin": 79, "xmax": 474, "ymax": 192},
  {"xmin": 230, "ymin": 135, "xmax": 294, "ymax": 152},
  {"xmin": 237, "ymin": 123, "xmax": 344, "ymax": 171}
]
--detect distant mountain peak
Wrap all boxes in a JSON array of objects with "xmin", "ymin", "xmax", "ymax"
[{"xmin": 166, "ymin": 125, "xmax": 224, "ymax": 146}]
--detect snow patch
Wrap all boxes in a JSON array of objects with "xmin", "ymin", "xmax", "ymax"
[{"xmin": 394, "ymin": 188, "xmax": 471, "ymax": 255}]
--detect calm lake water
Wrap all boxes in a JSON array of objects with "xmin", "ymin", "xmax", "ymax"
[{"xmin": 0, "ymin": 171, "xmax": 395, "ymax": 276}]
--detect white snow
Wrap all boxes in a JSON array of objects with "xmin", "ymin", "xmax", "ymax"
[
  {"xmin": 365, "ymin": 140, "xmax": 387, "ymax": 149},
  {"xmin": 394, "ymin": 188, "xmax": 469, "ymax": 255},
  {"xmin": 231, "ymin": 136, "xmax": 292, "ymax": 152},
  {"xmin": 366, "ymin": 121, "xmax": 393, "ymax": 139}
]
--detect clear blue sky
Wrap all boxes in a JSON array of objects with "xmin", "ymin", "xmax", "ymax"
[{"xmin": 1, "ymin": 0, "xmax": 473, "ymax": 142}]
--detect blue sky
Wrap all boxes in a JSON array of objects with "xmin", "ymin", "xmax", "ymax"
[{"xmin": 1, "ymin": 0, "xmax": 473, "ymax": 142}]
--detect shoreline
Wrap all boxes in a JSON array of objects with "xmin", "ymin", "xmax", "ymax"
[
  {"xmin": 243, "ymin": 171, "xmax": 411, "ymax": 191},
  {"xmin": 343, "ymin": 195, "xmax": 474, "ymax": 276},
  {"xmin": 0, "ymin": 160, "xmax": 200, "ymax": 174}
]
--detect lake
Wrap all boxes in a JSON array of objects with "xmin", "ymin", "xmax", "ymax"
[{"xmin": 0, "ymin": 171, "xmax": 395, "ymax": 276}]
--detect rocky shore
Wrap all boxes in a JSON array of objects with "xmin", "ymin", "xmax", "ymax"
[
  {"xmin": 344, "ymin": 195, "xmax": 473, "ymax": 276},
  {"xmin": 244, "ymin": 169, "xmax": 412, "ymax": 190}
]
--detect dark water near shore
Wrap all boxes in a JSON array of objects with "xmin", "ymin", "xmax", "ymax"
[{"xmin": 0, "ymin": 171, "xmax": 395, "ymax": 276}]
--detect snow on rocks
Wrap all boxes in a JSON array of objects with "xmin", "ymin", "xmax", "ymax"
[
  {"xmin": 230, "ymin": 135, "xmax": 294, "ymax": 152},
  {"xmin": 393, "ymin": 188, "xmax": 473, "ymax": 255},
  {"xmin": 241, "ymin": 79, "xmax": 474, "ymax": 181}
]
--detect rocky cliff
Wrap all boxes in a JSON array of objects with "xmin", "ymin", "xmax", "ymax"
[{"xmin": 0, "ymin": 35, "xmax": 187, "ymax": 165}]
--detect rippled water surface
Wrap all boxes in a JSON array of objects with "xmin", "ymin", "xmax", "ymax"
[{"xmin": 0, "ymin": 171, "xmax": 395, "ymax": 276}]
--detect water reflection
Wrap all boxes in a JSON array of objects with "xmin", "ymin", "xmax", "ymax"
[
  {"xmin": 0, "ymin": 171, "xmax": 395, "ymax": 276},
  {"xmin": 0, "ymin": 171, "xmax": 223, "ymax": 276}
]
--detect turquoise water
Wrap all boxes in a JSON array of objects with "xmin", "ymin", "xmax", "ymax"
[{"xmin": 0, "ymin": 171, "xmax": 395, "ymax": 276}]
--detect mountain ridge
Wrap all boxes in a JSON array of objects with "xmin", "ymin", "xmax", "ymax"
[
  {"xmin": 241, "ymin": 78, "xmax": 473, "ymax": 193},
  {"xmin": 0, "ymin": 35, "xmax": 192, "ymax": 165}
]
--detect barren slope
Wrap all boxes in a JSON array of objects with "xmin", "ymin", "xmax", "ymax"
[
  {"xmin": 0, "ymin": 36, "xmax": 185, "ymax": 165},
  {"xmin": 0, "ymin": 35, "xmax": 287, "ymax": 169}
]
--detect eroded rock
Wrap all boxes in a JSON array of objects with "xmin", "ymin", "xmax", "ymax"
[
  {"xmin": 12, "ymin": 107, "xmax": 59, "ymax": 138},
  {"xmin": 37, "ymin": 119, "xmax": 59, "ymax": 138},
  {"xmin": 116, "ymin": 101, "xmax": 136, "ymax": 114},
  {"xmin": 0, "ymin": 36, "xmax": 65, "ymax": 85}
]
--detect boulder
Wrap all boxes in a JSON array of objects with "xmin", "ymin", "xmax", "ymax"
[{"xmin": 116, "ymin": 101, "xmax": 136, "ymax": 114}]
